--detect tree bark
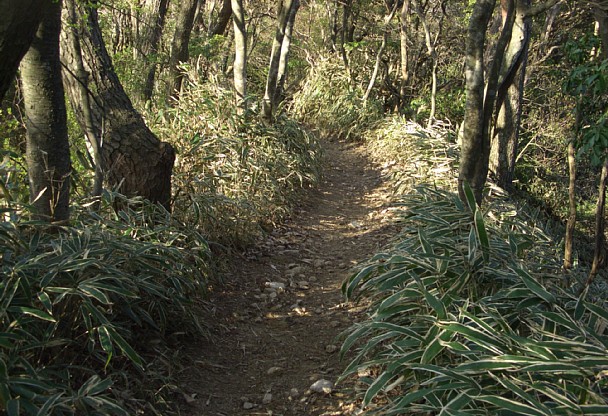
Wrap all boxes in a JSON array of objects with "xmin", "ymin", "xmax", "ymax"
[
  {"xmin": 458, "ymin": 0, "xmax": 497, "ymax": 204},
  {"xmin": 0, "ymin": 0, "xmax": 45, "ymax": 101},
  {"xmin": 168, "ymin": 0, "xmax": 199, "ymax": 101},
  {"xmin": 139, "ymin": 0, "xmax": 170, "ymax": 103},
  {"xmin": 209, "ymin": 0, "xmax": 232, "ymax": 36},
  {"xmin": 262, "ymin": 0, "xmax": 294, "ymax": 121},
  {"xmin": 590, "ymin": 158, "xmax": 608, "ymax": 278},
  {"xmin": 276, "ymin": 0, "xmax": 300, "ymax": 107},
  {"xmin": 61, "ymin": 0, "xmax": 175, "ymax": 208},
  {"xmin": 21, "ymin": 0, "xmax": 71, "ymax": 222},
  {"xmin": 489, "ymin": 0, "xmax": 531, "ymax": 189},
  {"xmin": 564, "ymin": 139, "xmax": 577, "ymax": 270},
  {"xmin": 399, "ymin": 1, "xmax": 411, "ymax": 108},
  {"xmin": 231, "ymin": 0, "xmax": 247, "ymax": 111}
]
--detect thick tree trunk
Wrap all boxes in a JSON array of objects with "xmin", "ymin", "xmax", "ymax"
[
  {"xmin": 139, "ymin": 0, "xmax": 170, "ymax": 103},
  {"xmin": 564, "ymin": 140, "xmax": 577, "ymax": 270},
  {"xmin": 276, "ymin": 0, "xmax": 300, "ymax": 107},
  {"xmin": 0, "ymin": 0, "xmax": 45, "ymax": 101},
  {"xmin": 21, "ymin": 0, "xmax": 71, "ymax": 222},
  {"xmin": 489, "ymin": 0, "xmax": 531, "ymax": 189},
  {"xmin": 61, "ymin": 0, "xmax": 175, "ymax": 208},
  {"xmin": 168, "ymin": 0, "xmax": 199, "ymax": 101},
  {"xmin": 262, "ymin": 0, "xmax": 294, "ymax": 121},
  {"xmin": 231, "ymin": 0, "xmax": 247, "ymax": 111},
  {"xmin": 458, "ymin": 0, "xmax": 497, "ymax": 204}
]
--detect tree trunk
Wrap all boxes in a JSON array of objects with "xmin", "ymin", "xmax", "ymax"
[
  {"xmin": 564, "ymin": 139, "xmax": 577, "ymax": 270},
  {"xmin": 231, "ymin": 0, "xmax": 247, "ymax": 111},
  {"xmin": 276, "ymin": 0, "xmax": 300, "ymax": 107},
  {"xmin": 590, "ymin": 158, "xmax": 608, "ymax": 279},
  {"xmin": 399, "ymin": 0, "xmax": 410, "ymax": 110},
  {"xmin": 21, "ymin": 0, "xmax": 71, "ymax": 222},
  {"xmin": 458, "ymin": 0, "xmax": 497, "ymax": 204},
  {"xmin": 139, "ymin": 0, "xmax": 170, "ymax": 103},
  {"xmin": 61, "ymin": 0, "xmax": 175, "ymax": 208},
  {"xmin": 489, "ymin": 0, "xmax": 531, "ymax": 189},
  {"xmin": 209, "ymin": 0, "xmax": 232, "ymax": 36},
  {"xmin": 262, "ymin": 0, "xmax": 294, "ymax": 121},
  {"xmin": 0, "ymin": 0, "xmax": 45, "ymax": 101},
  {"xmin": 168, "ymin": 0, "xmax": 199, "ymax": 101}
]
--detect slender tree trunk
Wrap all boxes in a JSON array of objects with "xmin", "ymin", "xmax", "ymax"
[
  {"xmin": 564, "ymin": 139, "xmax": 577, "ymax": 270},
  {"xmin": 276, "ymin": 0, "xmax": 300, "ymax": 107},
  {"xmin": 489, "ymin": 0, "xmax": 531, "ymax": 189},
  {"xmin": 590, "ymin": 158, "xmax": 608, "ymax": 279},
  {"xmin": 363, "ymin": 31, "xmax": 388, "ymax": 102},
  {"xmin": 209, "ymin": 0, "xmax": 232, "ymax": 36},
  {"xmin": 399, "ymin": 0, "xmax": 410, "ymax": 110},
  {"xmin": 262, "ymin": 0, "xmax": 294, "ymax": 121},
  {"xmin": 339, "ymin": 1, "xmax": 352, "ymax": 76},
  {"xmin": 21, "ymin": 0, "xmax": 71, "ymax": 222},
  {"xmin": 168, "ymin": 0, "xmax": 199, "ymax": 101},
  {"xmin": 61, "ymin": 0, "xmax": 175, "ymax": 208},
  {"xmin": 231, "ymin": 0, "xmax": 247, "ymax": 111},
  {"xmin": 458, "ymin": 0, "xmax": 497, "ymax": 204},
  {"xmin": 0, "ymin": 0, "xmax": 45, "ymax": 101},
  {"xmin": 140, "ymin": 0, "xmax": 170, "ymax": 103}
]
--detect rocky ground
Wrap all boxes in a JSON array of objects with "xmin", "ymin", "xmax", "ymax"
[{"xmin": 178, "ymin": 138, "xmax": 400, "ymax": 415}]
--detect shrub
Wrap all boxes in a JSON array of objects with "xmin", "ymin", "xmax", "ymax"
[
  {"xmin": 341, "ymin": 186, "xmax": 608, "ymax": 415},
  {"xmin": 0, "ymin": 196, "xmax": 210, "ymax": 415}
]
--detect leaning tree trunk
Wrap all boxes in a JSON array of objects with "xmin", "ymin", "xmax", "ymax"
[
  {"xmin": 489, "ymin": 0, "xmax": 531, "ymax": 190},
  {"xmin": 458, "ymin": 0, "xmax": 497, "ymax": 204},
  {"xmin": 262, "ymin": 0, "xmax": 294, "ymax": 121},
  {"xmin": 231, "ymin": 0, "xmax": 247, "ymax": 111},
  {"xmin": 275, "ymin": 0, "xmax": 300, "ymax": 107},
  {"xmin": 210, "ymin": 0, "xmax": 232, "ymax": 36},
  {"xmin": 21, "ymin": 0, "xmax": 71, "ymax": 222},
  {"xmin": 61, "ymin": 0, "xmax": 175, "ymax": 208},
  {"xmin": 168, "ymin": 0, "xmax": 199, "ymax": 101},
  {"xmin": 0, "ymin": 0, "xmax": 45, "ymax": 101}
]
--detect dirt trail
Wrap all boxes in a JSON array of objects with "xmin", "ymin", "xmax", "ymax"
[{"xmin": 180, "ymin": 139, "xmax": 398, "ymax": 415}]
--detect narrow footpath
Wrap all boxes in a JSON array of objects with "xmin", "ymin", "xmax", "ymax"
[{"xmin": 180, "ymin": 138, "xmax": 399, "ymax": 415}]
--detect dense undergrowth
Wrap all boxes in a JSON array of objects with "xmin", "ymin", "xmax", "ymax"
[{"xmin": 0, "ymin": 77, "xmax": 323, "ymax": 414}]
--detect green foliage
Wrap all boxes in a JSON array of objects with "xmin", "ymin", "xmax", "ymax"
[
  {"xmin": 149, "ymin": 79, "xmax": 322, "ymax": 247},
  {"xmin": 341, "ymin": 186, "xmax": 608, "ymax": 415},
  {"xmin": 290, "ymin": 59, "xmax": 382, "ymax": 141},
  {"xmin": 0, "ymin": 196, "xmax": 210, "ymax": 415}
]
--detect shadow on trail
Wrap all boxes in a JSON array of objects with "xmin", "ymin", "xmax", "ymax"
[{"xmin": 178, "ymin": 138, "xmax": 400, "ymax": 416}]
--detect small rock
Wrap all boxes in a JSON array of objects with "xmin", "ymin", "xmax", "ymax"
[
  {"xmin": 330, "ymin": 320, "xmax": 341, "ymax": 328},
  {"xmin": 313, "ymin": 259, "xmax": 326, "ymax": 268},
  {"xmin": 325, "ymin": 344, "xmax": 339, "ymax": 354},
  {"xmin": 297, "ymin": 281, "xmax": 310, "ymax": 290},
  {"xmin": 262, "ymin": 393, "xmax": 272, "ymax": 404},
  {"xmin": 269, "ymin": 291, "xmax": 278, "ymax": 300},
  {"xmin": 243, "ymin": 401, "xmax": 255, "ymax": 409},
  {"xmin": 265, "ymin": 282, "xmax": 286, "ymax": 292},
  {"xmin": 289, "ymin": 388, "xmax": 300, "ymax": 398},
  {"xmin": 267, "ymin": 366, "xmax": 283, "ymax": 375},
  {"xmin": 310, "ymin": 379, "xmax": 334, "ymax": 394}
]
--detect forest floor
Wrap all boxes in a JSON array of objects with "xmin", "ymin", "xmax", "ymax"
[{"xmin": 178, "ymin": 138, "xmax": 400, "ymax": 415}]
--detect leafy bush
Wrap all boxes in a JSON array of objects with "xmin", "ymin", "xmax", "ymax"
[
  {"xmin": 290, "ymin": 58, "xmax": 382, "ymax": 141},
  {"xmin": 341, "ymin": 186, "xmax": 608, "ymax": 415},
  {"xmin": 0, "ymin": 196, "xmax": 210, "ymax": 415}
]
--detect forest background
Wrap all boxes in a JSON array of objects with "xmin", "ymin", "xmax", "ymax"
[{"xmin": 1, "ymin": 0, "xmax": 608, "ymax": 414}]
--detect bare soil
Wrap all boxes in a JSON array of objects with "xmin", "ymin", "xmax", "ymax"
[{"xmin": 179, "ymin": 138, "xmax": 398, "ymax": 415}]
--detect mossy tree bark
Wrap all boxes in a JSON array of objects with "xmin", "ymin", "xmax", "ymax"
[
  {"xmin": 61, "ymin": 0, "xmax": 175, "ymax": 209},
  {"xmin": 21, "ymin": 0, "xmax": 71, "ymax": 222}
]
